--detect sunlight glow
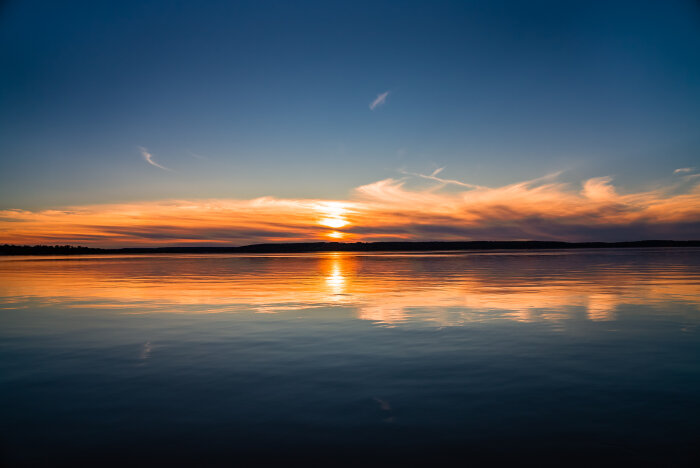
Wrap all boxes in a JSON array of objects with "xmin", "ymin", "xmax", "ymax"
[
  {"xmin": 1, "ymin": 172, "xmax": 699, "ymax": 247},
  {"xmin": 319, "ymin": 218, "xmax": 348, "ymax": 228},
  {"xmin": 316, "ymin": 201, "xmax": 350, "ymax": 229}
]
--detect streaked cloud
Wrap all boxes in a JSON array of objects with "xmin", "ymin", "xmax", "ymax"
[
  {"xmin": 189, "ymin": 151, "xmax": 208, "ymax": 160},
  {"xmin": 399, "ymin": 167, "xmax": 483, "ymax": 189},
  {"xmin": 674, "ymin": 167, "xmax": 695, "ymax": 174},
  {"xmin": 139, "ymin": 147, "xmax": 172, "ymax": 171},
  {"xmin": 1, "ymin": 172, "xmax": 699, "ymax": 247},
  {"xmin": 369, "ymin": 91, "xmax": 389, "ymax": 110}
]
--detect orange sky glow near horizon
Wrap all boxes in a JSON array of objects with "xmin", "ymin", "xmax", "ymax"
[{"xmin": 1, "ymin": 172, "xmax": 699, "ymax": 247}]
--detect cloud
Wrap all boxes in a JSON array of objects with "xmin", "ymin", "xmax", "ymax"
[
  {"xmin": 674, "ymin": 167, "xmax": 695, "ymax": 174},
  {"xmin": 1, "ymin": 171, "xmax": 699, "ymax": 247},
  {"xmin": 350, "ymin": 172, "xmax": 700, "ymax": 241},
  {"xmin": 369, "ymin": 91, "xmax": 389, "ymax": 110},
  {"xmin": 139, "ymin": 147, "xmax": 172, "ymax": 171},
  {"xmin": 581, "ymin": 176, "xmax": 617, "ymax": 201},
  {"xmin": 399, "ymin": 167, "xmax": 483, "ymax": 189},
  {"xmin": 189, "ymin": 151, "xmax": 208, "ymax": 160}
]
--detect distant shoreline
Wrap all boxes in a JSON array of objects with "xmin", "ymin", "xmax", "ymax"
[{"xmin": 1, "ymin": 240, "xmax": 699, "ymax": 256}]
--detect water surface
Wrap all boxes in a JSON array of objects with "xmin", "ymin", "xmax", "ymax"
[{"xmin": 1, "ymin": 249, "xmax": 699, "ymax": 465}]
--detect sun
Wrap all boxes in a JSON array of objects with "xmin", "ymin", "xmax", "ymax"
[
  {"xmin": 316, "ymin": 201, "xmax": 351, "ymax": 230},
  {"xmin": 319, "ymin": 218, "xmax": 348, "ymax": 228}
]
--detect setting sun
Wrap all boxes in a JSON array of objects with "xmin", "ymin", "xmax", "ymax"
[
  {"xmin": 319, "ymin": 218, "xmax": 348, "ymax": 228},
  {"xmin": 316, "ymin": 201, "xmax": 351, "ymax": 230}
]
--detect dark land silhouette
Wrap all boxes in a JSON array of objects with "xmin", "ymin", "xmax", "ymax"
[{"xmin": 1, "ymin": 240, "xmax": 699, "ymax": 255}]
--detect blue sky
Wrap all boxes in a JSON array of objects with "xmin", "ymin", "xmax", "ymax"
[{"xmin": 1, "ymin": 0, "xmax": 699, "ymax": 212}]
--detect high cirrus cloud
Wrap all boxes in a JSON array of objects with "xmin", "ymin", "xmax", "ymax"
[
  {"xmin": 0, "ymin": 172, "xmax": 699, "ymax": 247},
  {"xmin": 139, "ymin": 147, "xmax": 172, "ymax": 171},
  {"xmin": 369, "ymin": 91, "xmax": 389, "ymax": 110}
]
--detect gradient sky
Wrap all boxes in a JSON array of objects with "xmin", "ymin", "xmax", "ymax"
[{"xmin": 1, "ymin": 0, "xmax": 699, "ymax": 245}]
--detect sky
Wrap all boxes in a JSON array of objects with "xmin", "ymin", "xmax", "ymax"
[{"xmin": 1, "ymin": 0, "xmax": 699, "ymax": 246}]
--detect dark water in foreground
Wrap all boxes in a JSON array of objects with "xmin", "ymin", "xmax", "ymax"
[{"xmin": 1, "ymin": 249, "xmax": 699, "ymax": 466}]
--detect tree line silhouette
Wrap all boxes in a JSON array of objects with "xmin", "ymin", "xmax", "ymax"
[{"xmin": 1, "ymin": 240, "xmax": 699, "ymax": 255}]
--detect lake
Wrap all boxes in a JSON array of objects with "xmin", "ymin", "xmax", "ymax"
[{"xmin": 1, "ymin": 249, "xmax": 699, "ymax": 466}]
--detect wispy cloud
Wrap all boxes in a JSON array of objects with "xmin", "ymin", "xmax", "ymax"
[
  {"xmin": 1, "ymin": 172, "xmax": 699, "ymax": 247},
  {"xmin": 674, "ymin": 167, "xmax": 695, "ymax": 174},
  {"xmin": 369, "ymin": 91, "xmax": 389, "ymax": 110},
  {"xmin": 139, "ymin": 147, "xmax": 172, "ymax": 171},
  {"xmin": 398, "ymin": 167, "xmax": 483, "ymax": 189},
  {"xmin": 189, "ymin": 151, "xmax": 208, "ymax": 160}
]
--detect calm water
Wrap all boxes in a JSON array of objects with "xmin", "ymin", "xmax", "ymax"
[{"xmin": 1, "ymin": 249, "xmax": 699, "ymax": 466}]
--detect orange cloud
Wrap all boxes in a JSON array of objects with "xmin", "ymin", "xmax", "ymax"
[{"xmin": 1, "ymin": 173, "xmax": 699, "ymax": 247}]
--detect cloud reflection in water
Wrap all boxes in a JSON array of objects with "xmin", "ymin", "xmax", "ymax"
[{"xmin": 2, "ymin": 250, "xmax": 699, "ymax": 328}]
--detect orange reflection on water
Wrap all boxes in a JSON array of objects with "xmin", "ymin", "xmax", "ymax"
[
  {"xmin": 1, "ymin": 251, "xmax": 699, "ymax": 326},
  {"xmin": 323, "ymin": 253, "xmax": 350, "ymax": 299}
]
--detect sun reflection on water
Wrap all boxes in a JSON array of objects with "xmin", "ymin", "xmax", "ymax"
[
  {"xmin": 324, "ymin": 254, "xmax": 348, "ymax": 299},
  {"xmin": 1, "ymin": 250, "xmax": 699, "ymax": 326}
]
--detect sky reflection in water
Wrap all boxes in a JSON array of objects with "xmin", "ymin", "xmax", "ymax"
[
  {"xmin": 2, "ymin": 249, "xmax": 699, "ymax": 325},
  {"xmin": 1, "ymin": 249, "xmax": 699, "ymax": 466}
]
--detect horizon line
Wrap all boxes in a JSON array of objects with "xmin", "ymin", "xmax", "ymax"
[{"xmin": 2, "ymin": 239, "xmax": 700, "ymax": 256}]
